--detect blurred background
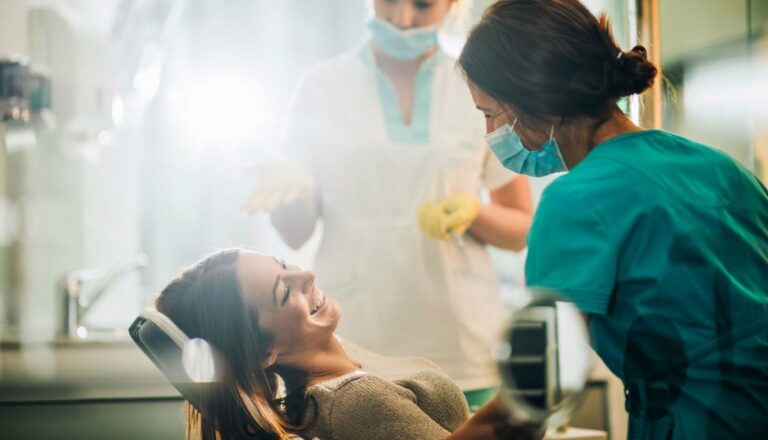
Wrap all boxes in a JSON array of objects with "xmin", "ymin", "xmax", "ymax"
[{"xmin": 0, "ymin": 0, "xmax": 765, "ymax": 438}]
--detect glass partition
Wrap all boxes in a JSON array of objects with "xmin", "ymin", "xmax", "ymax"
[
  {"xmin": 660, "ymin": 0, "xmax": 767, "ymax": 180},
  {"xmin": 0, "ymin": 0, "xmax": 640, "ymax": 343}
]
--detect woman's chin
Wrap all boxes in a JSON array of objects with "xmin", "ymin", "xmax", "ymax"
[
  {"xmin": 324, "ymin": 300, "xmax": 341, "ymax": 328},
  {"xmin": 310, "ymin": 299, "xmax": 341, "ymax": 329},
  {"xmin": 326, "ymin": 301, "xmax": 341, "ymax": 333}
]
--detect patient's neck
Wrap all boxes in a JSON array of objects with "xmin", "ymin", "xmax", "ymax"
[{"xmin": 281, "ymin": 335, "xmax": 362, "ymax": 387}]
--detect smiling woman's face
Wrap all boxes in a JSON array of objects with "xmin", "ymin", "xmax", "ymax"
[{"xmin": 235, "ymin": 251, "xmax": 340, "ymax": 362}]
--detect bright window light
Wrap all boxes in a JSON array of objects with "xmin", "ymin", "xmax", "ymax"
[{"xmin": 166, "ymin": 72, "xmax": 271, "ymax": 148}]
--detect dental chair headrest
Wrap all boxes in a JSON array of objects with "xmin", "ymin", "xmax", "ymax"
[
  {"xmin": 129, "ymin": 308, "xmax": 208, "ymax": 414},
  {"xmin": 131, "ymin": 308, "xmax": 307, "ymax": 439}
]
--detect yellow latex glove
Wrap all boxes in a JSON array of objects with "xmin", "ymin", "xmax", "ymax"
[
  {"xmin": 241, "ymin": 159, "xmax": 315, "ymax": 214},
  {"xmin": 418, "ymin": 194, "xmax": 481, "ymax": 241},
  {"xmin": 441, "ymin": 194, "xmax": 481, "ymax": 237},
  {"xmin": 418, "ymin": 202, "xmax": 451, "ymax": 240}
]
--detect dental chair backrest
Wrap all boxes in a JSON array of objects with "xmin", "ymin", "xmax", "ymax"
[
  {"xmin": 130, "ymin": 308, "xmax": 307, "ymax": 439},
  {"xmin": 129, "ymin": 308, "xmax": 208, "ymax": 414}
]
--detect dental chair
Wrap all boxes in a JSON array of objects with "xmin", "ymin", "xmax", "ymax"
[
  {"xmin": 130, "ymin": 308, "xmax": 305, "ymax": 439},
  {"xmin": 129, "ymin": 308, "xmax": 208, "ymax": 413}
]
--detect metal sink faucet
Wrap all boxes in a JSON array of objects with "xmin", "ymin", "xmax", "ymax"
[{"xmin": 60, "ymin": 253, "xmax": 149, "ymax": 339}]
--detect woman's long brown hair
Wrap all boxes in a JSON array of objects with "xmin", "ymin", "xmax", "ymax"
[{"xmin": 156, "ymin": 249, "xmax": 311, "ymax": 439}]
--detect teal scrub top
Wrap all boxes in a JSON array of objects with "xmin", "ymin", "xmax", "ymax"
[{"xmin": 525, "ymin": 130, "xmax": 768, "ymax": 439}]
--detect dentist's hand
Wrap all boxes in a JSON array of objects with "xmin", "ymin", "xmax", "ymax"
[
  {"xmin": 418, "ymin": 194, "xmax": 480, "ymax": 241},
  {"xmin": 241, "ymin": 160, "xmax": 315, "ymax": 214},
  {"xmin": 448, "ymin": 396, "xmax": 544, "ymax": 440}
]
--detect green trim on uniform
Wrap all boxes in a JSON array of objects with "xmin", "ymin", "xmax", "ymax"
[
  {"xmin": 463, "ymin": 386, "xmax": 499, "ymax": 413},
  {"xmin": 360, "ymin": 43, "xmax": 442, "ymax": 145}
]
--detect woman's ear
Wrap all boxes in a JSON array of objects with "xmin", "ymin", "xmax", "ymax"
[{"xmin": 261, "ymin": 350, "xmax": 278, "ymax": 369}]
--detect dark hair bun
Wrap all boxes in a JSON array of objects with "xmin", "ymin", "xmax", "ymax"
[
  {"xmin": 609, "ymin": 45, "xmax": 658, "ymax": 98},
  {"xmin": 460, "ymin": 0, "xmax": 660, "ymax": 117}
]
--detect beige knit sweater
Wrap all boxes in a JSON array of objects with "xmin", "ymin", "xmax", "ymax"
[{"xmin": 296, "ymin": 339, "xmax": 470, "ymax": 439}]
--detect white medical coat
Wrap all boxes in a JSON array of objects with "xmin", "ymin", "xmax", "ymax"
[{"xmin": 283, "ymin": 43, "xmax": 516, "ymax": 389}]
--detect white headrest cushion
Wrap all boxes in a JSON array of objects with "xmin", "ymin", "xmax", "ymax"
[{"xmin": 139, "ymin": 307, "xmax": 191, "ymax": 348}]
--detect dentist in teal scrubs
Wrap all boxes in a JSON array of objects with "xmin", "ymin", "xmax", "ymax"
[{"xmin": 458, "ymin": 0, "xmax": 768, "ymax": 438}]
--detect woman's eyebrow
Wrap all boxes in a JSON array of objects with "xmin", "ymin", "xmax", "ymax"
[{"xmin": 272, "ymin": 275, "xmax": 280, "ymax": 306}]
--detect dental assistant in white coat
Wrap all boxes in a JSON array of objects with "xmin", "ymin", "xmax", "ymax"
[{"xmin": 243, "ymin": 0, "xmax": 533, "ymax": 401}]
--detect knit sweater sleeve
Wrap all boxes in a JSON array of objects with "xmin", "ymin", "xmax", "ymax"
[{"xmin": 327, "ymin": 374, "xmax": 452, "ymax": 440}]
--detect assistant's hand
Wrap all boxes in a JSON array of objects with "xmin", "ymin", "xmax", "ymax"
[
  {"xmin": 418, "ymin": 202, "xmax": 450, "ymax": 240},
  {"xmin": 418, "ymin": 194, "xmax": 480, "ymax": 241},
  {"xmin": 441, "ymin": 194, "xmax": 481, "ymax": 237},
  {"xmin": 241, "ymin": 160, "xmax": 315, "ymax": 214}
]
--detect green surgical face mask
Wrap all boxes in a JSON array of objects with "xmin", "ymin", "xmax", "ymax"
[
  {"xmin": 485, "ymin": 118, "xmax": 568, "ymax": 177},
  {"xmin": 366, "ymin": 16, "xmax": 438, "ymax": 61}
]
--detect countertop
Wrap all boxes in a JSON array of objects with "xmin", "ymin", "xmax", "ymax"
[{"xmin": 0, "ymin": 336, "xmax": 177, "ymax": 403}]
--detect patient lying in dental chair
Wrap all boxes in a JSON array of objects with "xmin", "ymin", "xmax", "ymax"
[{"xmin": 152, "ymin": 248, "xmax": 535, "ymax": 440}]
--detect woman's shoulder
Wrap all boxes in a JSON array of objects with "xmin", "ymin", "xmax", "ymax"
[
  {"xmin": 324, "ymin": 372, "xmax": 406, "ymax": 395},
  {"xmin": 308, "ymin": 370, "xmax": 374, "ymax": 395},
  {"xmin": 340, "ymin": 339, "xmax": 448, "ymax": 378},
  {"xmin": 302, "ymin": 372, "xmax": 458, "ymax": 439},
  {"xmin": 300, "ymin": 374, "xmax": 396, "ymax": 440},
  {"xmin": 300, "ymin": 46, "xmax": 368, "ymax": 81},
  {"xmin": 339, "ymin": 340, "xmax": 469, "ymax": 421},
  {"xmin": 292, "ymin": 48, "xmax": 369, "ymax": 98},
  {"xmin": 306, "ymin": 372, "xmax": 418, "ymax": 423},
  {"xmin": 308, "ymin": 339, "xmax": 461, "ymax": 402}
]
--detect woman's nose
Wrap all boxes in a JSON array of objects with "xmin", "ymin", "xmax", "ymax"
[
  {"xmin": 284, "ymin": 270, "xmax": 315, "ymax": 291},
  {"xmin": 389, "ymin": 3, "xmax": 416, "ymax": 29},
  {"xmin": 486, "ymin": 115, "xmax": 506, "ymax": 134},
  {"xmin": 485, "ymin": 119, "xmax": 495, "ymax": 134},
  {"xmin": 297, "ymin": 270, "xmax": 316, "ymax": 292}
]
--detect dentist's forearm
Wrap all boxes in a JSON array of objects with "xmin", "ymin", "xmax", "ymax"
[
  {"xmin": 270, "ymin": 192, "xmax": 320, "ymax": 249},
  {"xmin": 446, "ymin": 396, "xmax": 543, "ymax": 440},
  {"xmin": 470, "ymin": 204, "xmax": 532, "ymax": 251}
]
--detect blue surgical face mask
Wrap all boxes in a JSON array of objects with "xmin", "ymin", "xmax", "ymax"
[
  {"xmin": 366, "ymin": 17, "xmax": 438, "ymax": 61},
  {"xmin": 485, "ymin": 118, "xmax": 568, "ymax": 177}
]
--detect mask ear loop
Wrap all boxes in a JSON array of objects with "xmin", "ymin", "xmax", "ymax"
[
  {"xmin": 495, "ymin": 99, "xmax": 517, "ymax": 130},
  {"xmin": 548, "ymin": 124, "xmax": 568, "ymax": 170}
]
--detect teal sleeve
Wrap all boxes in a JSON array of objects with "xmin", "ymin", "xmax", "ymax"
[{"xmin": 525, "ymin": 185, "xmax": 618, "ymax": 315}]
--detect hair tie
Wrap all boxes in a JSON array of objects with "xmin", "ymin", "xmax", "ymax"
[{"xmin": 613, "ymin": 50, "xmax": 625, "ymax": 71}]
